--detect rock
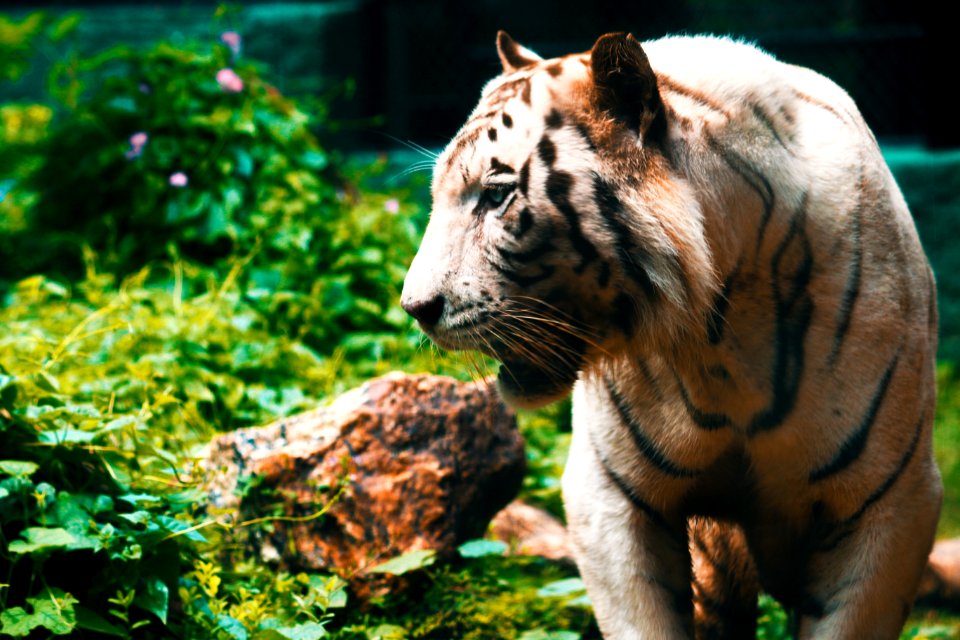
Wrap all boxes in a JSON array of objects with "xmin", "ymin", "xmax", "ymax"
[
  {"xmin": 490, "ymin": 500, "xmax": 574, "ymax": 563},
  {"xmin": 200, "ymin": 372, "xmax": 525, "ymax": 598},
  {"xmin": 917, "ymin": 538, "xmax": 960, "ymax": 607}
]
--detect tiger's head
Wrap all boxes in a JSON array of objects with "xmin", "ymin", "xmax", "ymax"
[{"xmin": 401, "ymin": 32, "xmax": 715, "ymax": 408}]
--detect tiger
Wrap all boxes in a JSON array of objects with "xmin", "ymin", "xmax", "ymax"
[{"xmin": 400, "ymin": 31, "xmax": 941, "ymax": 639}]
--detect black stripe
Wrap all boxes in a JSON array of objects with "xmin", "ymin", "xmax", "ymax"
[
  {"xmin": 638, "ymin": 360, "xmax": 664, "ymax": 401},
  {"xmin": 592, "ymin": 438, "xmax": 684, "ymax": 545},
  {"xmin": 748, "ymin": 199, "xmax": 813, "ymax": 435},
  {"xmin": 495, "ymin": 263, "xmax": 555, "ymax": 288},
  {"xmin": 674, "ymin": 371, "xmax": 731, "ymax": 430},
  {"xmin": 842, "ymin": 410, "xmax": 924, "ymax": 523},
  {"xmin": 515, "ymin": 207, "xmax": 533, "ymax": 238},
  {"xmin": 707, "ymin": 264, "xmax": 740, "ymax": 345},
  {"xmin": 489, "ymin": 157, "xmax": 514, "ymax": 175},
  {"xmin": 827, "ymin": 180, "xmax": 864, "ymax": 368},
  {"xmin": 706, "ymin": 132, "xmax": 775, "ymax": 253},
  {"xmin": 597, "ymin": 261, "xmax": 611, "ymax": 288},
  {"xmin": 497, "ymin": 236, "xmax": 554, "ymax": 263},
  {"xmin": 613, "ymin": 293, "xmax": 640, "ymax": 336},
  {"xmin": 706, "ymin": 364, "xmax": 731, "ymax": 380},
  {"xmin": 796, "ymin": 593, "xmax": 828, "ymax": 619},
  {"xmin": 691, "ymin": 531, "xmax": 732, "ymax": 579},
  {"xmin": 751, "ymin": 103, "xmax": 791, "ymax": 151},
  {"xmin": 518, "ymin": 159, "xmax": 530, "ymax": 197},
  {"xmin": 545, "ymin": 171, "xmax": 600, "ymax": 273},
  {"xmin": 537, "ymin": 135, "xmax": 556, "ymax": 166},
  {"xmin": 593, "ymin": 175, "xmax": 658, "ymax": 298},
  {"xmin": 545, "ymin": 109, "xmax": 563, "ymax": 129},
  {"xmin": 606, "ymin": 378, "xmax": 698, "ymax": 478},
  {"xmin": 574, "ymin": 121, "xmax": 597, "ymax": 151},
  {"xmin": 808, "ymin": 350, "xmax": 901, "ymax": 483}
]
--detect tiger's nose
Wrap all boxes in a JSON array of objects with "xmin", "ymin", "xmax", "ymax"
[{"xmin": 402, "ymin": 295, "xmax": 445, "ymax": 326}]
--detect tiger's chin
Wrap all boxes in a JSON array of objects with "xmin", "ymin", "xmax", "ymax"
[{"xmin": 495, "ymin": 359, "xmax": 580, "ymax": 409}]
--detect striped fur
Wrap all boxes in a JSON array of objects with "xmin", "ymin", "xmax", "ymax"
[{"xmin": 401, "ymin": 31, "xmax": 941, "ymax": 639}]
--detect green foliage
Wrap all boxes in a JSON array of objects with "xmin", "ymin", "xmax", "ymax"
[
  {"xmin": 757, "ymin": 594, "xmax": 790, "ymax": 639},
  {"xmin": 179, "ymin": 560, "xmax": 347, "ymax": 639},
  {"xmin": 0, "ymin": 12, "xmax": 79, "ymax": 83},
  {"xmin": 331, "ymin": 556, "xmax": 595, "ymax": 640},
  {"xmin": 1, "ymin": 19, "xmax": 426, "ymax": 363},
  {"xmin": 934, "ymin": 363, "xmax": 960, "ymax": 537},
  {"xmin": 367, "ymin": 550, "xmax": 436, "ymax": 576},
  {"xmin": 0, "ymin": 587, "xmax": 78, "ymax": 637},
  {"xmin": 0, "ymin": 9, "xmax": 433, "ymax": 636},
  {"xmin": 457, "ymin": 539, "xmax": 508, "ymax": 559}
]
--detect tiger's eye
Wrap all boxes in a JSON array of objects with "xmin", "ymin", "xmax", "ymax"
[{"xmin": 480, "ymin": 184, "xmax": 515, "ymax": 211}]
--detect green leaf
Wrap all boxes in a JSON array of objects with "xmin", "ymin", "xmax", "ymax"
[
  {"xmin": 457, "ymin": 539, "xmax": 507, "ymax": 558},
  {"xmin": 33, "ymin": 371, "xmax": 61, "ymax": 392},
  {"xmin": 48, "ymin": 13, "xmax": 82, "ymax": 41},
  {"xmin": 272, "ymin": 622, "xmax": 327, "ymax": 640},
  {"xmin": 99, "ymin": 415, "xmax": 138, "ymax": 433},
  {"xmin": 134, "ymin": 575, "xmax": 169, "ymax": 624},
  {"xmin": 0, "ymin": 460, "xmax": 39, "ymax": 477},
  {"xmin": 300, "ymin": 150, "xmax": 328, "ymax": 171},
  {"xmin": 366, "ymin": 625, "xmax": 406, "ymax": 640},
  {"xmin": 537, "ymin": 578, "xmax": 587, "ymax": 598},
  {"xmin": 518, "ymin": 631, "xmax": 580, "ymax": 640},
  {"xmin": 155, "ymin": 514, "xmax": 206, "ymax": 542},
  {"xmin": 8, "ymin": 527, "xmax": 76, "ymax": 554},
  {"xmin": 1, "ymin": 589, "xmax": 79, "ymax": 636},
  {"xmin": 75, "ymin": 606, "xmax": 126, "ymax": 637},
  {"xmin": 39, "ymin": 428, "xmax": 96, "ymax": 444},
  {"xmin": 117, "ymin": 492, "xmax": 162, "ymax": 506},
  {"xmin": 366, "ymin": 549, "xmax": 435, "ymax": 576},
  {"xmin": 118, "ymin": 510, "xmax": 152, "ymax": 525},
  {"xmin": 0, "ymin": 607, "xmax": 36, "ymax": 637},
  {"xmin": 28, "ymin": 588, "xmax": 78, "ymax": 635},
  {"xmin": 217, "ymin": 615, "xmax": 249, "ymax": 640},
  {"xmin": 0, "ymin": 374, "xmax": 17, "ymax": 408}
]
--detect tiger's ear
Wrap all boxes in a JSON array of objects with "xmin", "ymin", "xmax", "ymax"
[
  {"xmin": 590, "ymin": 32, "xmax": 665, "ymax": 141},
  {"xmin": 497, "ymin": 31, "xmax": 542, "ymax": 73}
]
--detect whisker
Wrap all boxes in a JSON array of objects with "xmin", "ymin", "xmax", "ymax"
[{"xmin": 373, "ymin": 132, "xmax": 440, "ymax": 160}]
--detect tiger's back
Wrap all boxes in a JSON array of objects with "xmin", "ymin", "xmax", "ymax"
[{"xmin": 402, "ymin": 32, "xmax": 940, "ymax": 639}]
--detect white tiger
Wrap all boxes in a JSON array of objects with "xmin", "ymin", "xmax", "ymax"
[{"xmin": 401, "ymin": 31, "xmax": 940, "ymax": 639}]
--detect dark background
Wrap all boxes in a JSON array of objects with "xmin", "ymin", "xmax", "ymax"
[{"xmin": 2, "ymin": 0, "xmax": 954, "ymax": 150}]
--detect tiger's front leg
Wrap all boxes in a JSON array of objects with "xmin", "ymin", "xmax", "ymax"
[{"xmin": 563, "ymin": 424, "xmax": 694, "ymax": 639}]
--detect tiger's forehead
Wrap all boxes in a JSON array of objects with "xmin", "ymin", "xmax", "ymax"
[{"xmin": 434, "ymin": 54, "xmax": 590, "ymax": 193}]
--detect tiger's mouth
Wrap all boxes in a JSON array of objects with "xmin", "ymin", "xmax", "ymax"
[
  {"xmin": 425, "ymin": 302, "xmax": 590, "ymax": 408},
  {"xmin": 496, "ymin": 357, "xmax": 581, "ymax": 408}
]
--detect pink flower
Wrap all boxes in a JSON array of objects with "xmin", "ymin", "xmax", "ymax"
[
  {"xmin": 220, "ymin": 31, "xmax": 242, "ymax": 57},
  {"xmin": 125, "ymin": 131, "xmax": 148, "ymax": 160},
  {"xmin": 216, "ymin": 68, "xmax": 244, "ymax": 93},
  {"xmin": 169, "ymin": 172, "xmax": 188, "ymax": 187},
  {"xmin": 384, "ymin": 198, "xmax": 400, "ymax": 214}
]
